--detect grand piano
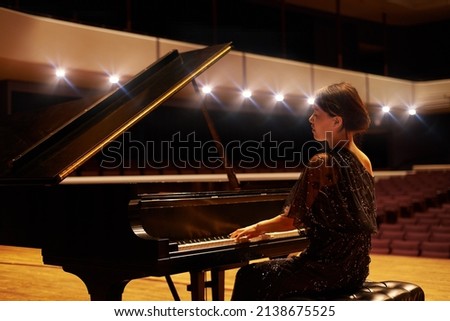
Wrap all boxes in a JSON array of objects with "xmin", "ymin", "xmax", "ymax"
[{"xmin": 0, "ymin": 43, "xmax": 308, "ymax": 300}]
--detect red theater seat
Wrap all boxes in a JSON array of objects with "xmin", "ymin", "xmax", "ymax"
[
  {"xmin": 379, "ymin": 230, "xmax": 405, "ymax": 240},
  {"xmin": 420, "ymin": 241, "xmax": 450, "ymax": 258},
  {"xmin": 430, "ymin": 232, "xmax": 450, "ymax": 242},
  {"xmin": 402, "ymin": 224, "xmax": 429, "ymax": 233},
  {"xmin": 390, "ymin": 240, "xmax": 420, "ymax": 256},
  {"xmin": 371, "ymin": 238, "xmax": 391, "ymax": 254},
  {"xmin": 404, "ymin": 231, "xmax": 430, "ymax": 242}
]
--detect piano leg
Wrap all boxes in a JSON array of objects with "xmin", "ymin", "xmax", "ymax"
[
  {"xmin": 188, "ymin": 271, "xmax": 206, "ymax": 300},
  {"xmin": 62, "ymin": 264, "xmax": 145, "ymax": 301},
  {"xmin": 210, "ymin": 268, "xmax": 225, "ymax": 301},
  {"xmin": 188, "ymin": 269, "xmax": 225, "ymax": 301},
  {"xmin": 165, "ymin": 275, "xmax": 181, "ymax": 301}
]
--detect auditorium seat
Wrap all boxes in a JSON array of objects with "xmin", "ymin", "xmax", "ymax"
[
  {"xmin": 411, "ymin": 195, "xmax": 428, "ymax": 212},
  {"xmin": 390, "ymin": 240, "xmax": 420, "ymax": 256},
  {"xmin": 437, "ymin": 213, "xmax": 450, "ymax": 220},
  {"xmin": 371, "ymin": 238, "xmax": 391, "ymax": 254},
  {"xmin": 404, "ymin": 231, "xmax": 430, "ymax": 242},
  {"xmin": 416, "ymin": 217, "xmax": 441, "ymax": 226},
  {"xmin": 397, "ymin": 217, "xmax": 417, "ymax": 225},
  {"xmin": 414, "ymin": 212, "xmax": 437, "ymax": 219},
  {"xmin": 396, "ymin": 196, "xmax": 415, "ymax": 217},
  {"xmin": 420, "ymin": 241, "xmax": 450, "ymax": 258},
  {"xmin": 402, "ymin": 224, "xmax": 429, "ymax": 233},
  {"xmin": 379, "ymin": 223, "xmax": 404, "ymax": 231},
  {"xmin": 379, "ymin": 230, "xmax": 405, "ymax": 241},
  {"xmin": 383, "ymin": 204, "xmax": 402, "ymax": 223},
  {"xmin": 430, "ymin": 232, "xmax": 450, "ymax": 242},
  {"xmin": 376, "ymin": 207, "xmax": 387, "ymax": 225},
  {"xmin": 429, "ymin": 225, "xmax": 450, "ymax": 234},
  {"xmin": 427, "ymin": 207, "xmax": 447, "ymax": 215}
]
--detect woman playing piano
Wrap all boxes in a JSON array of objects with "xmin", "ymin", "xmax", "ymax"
[{"xmin": 229, "ymin": 82, "xmax": 377, "ymax": 300}]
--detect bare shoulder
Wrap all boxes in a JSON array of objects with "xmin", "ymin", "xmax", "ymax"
[{"xmin": 352, "ymin": 149, "xmax": 373, "ymax": 176}]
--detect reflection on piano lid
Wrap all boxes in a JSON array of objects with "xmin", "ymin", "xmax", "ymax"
[{"xmin": 0, "ymin": 42, "xmax": 232, "ymax": 184}]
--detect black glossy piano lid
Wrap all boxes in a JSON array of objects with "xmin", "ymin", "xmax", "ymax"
[{"xmin": 0, "ymin": 42, "xmax": 232, "ymax": 185}]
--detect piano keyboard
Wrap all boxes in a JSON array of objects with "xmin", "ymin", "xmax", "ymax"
[{"xmin": 177, "ymin": 229, "xmax": 305, "ymax": 252}]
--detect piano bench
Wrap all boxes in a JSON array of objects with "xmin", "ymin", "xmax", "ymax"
[{"xmin": 283, "ymin": 280, "xmax": 425, "ymax": 301}]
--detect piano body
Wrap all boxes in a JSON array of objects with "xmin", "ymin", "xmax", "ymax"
[{"xmin": 0, "ymin": 43, "xmax": 308, "ymax": 300}]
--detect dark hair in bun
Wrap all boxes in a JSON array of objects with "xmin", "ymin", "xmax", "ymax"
[{"xmin": 314, "ymin": 82, "xmax": 370, "ymax": 133}]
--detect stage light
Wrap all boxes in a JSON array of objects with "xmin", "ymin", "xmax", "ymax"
[
  {"xmin": 408, "ymin": 108, "xmax": 417, "ymax": 115},
  {"xmin": 307, "ymin": 97, "xmax": 315, "ymax": 105},
  {"xmin": 242, "ymin": 89, "xmax": 252, "ymax": 98},
  {"xmin": 109, "ymin": 75, "xmax": 120, "ymax": 84},
  {"xmin": 202, "ymin": 85, "xmax": 212, "ymax": 94},
  {"xmin": 55, "ymin": 68, "xmax": 66, "ymax": 78},
  {"xmin": 275, "ymin": 93, "xmax": 284, "ymax": 102},
  {"xmin": 382, "ymin": 105, "xmax": 390, "ymax": 113}
]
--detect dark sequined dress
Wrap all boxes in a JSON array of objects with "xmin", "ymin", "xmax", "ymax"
[{"xmin": 231, "ymin": 147, "xmax": 378, "ymax": 300}]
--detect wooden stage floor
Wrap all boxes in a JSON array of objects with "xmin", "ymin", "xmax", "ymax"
[{"xmin": 1, "ymin": 245, "xmax": 449, "ymax": 301}]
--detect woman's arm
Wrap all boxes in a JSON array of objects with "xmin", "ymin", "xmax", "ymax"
[
  {"xmin": 229, "ymin": 153, "xmax": 331, "ymax": 241},
  {"xmin": 229, "ymin": 207, "xmax": 296, "ymax": 240}
]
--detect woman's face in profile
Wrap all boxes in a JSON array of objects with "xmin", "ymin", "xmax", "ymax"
[{"xmin": 308, "ymin": 105, "xmax": 336, "ymax": 141}]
